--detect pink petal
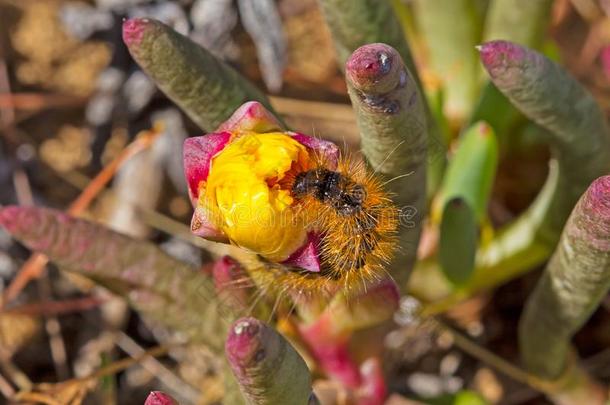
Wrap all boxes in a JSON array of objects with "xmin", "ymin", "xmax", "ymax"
[
  {"xmin": 183, "ymin": 132, "xmax": 231, "ymax": 202},
  {"xmin": 291, "ymin": 133, "xmax": 340, "ymax": 170},
  {"xmin": 190, "ymin": 205, "xmax": 228, "ymax": 243},
  {"xmin": 217, "ymin": 101, "xmax": 283, "ymax": 133},
  {"xmin": 281, "ymin": 233, "xmax": 321, "ymax": 273}
]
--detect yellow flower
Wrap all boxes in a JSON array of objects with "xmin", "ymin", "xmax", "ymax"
[{"xmin": 200, "ymin": 132, "xmax": 311, "ymax": 261}]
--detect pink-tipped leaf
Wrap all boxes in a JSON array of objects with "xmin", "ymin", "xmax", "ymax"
[
  {"xmin": 226, "ymin": 317, "xmax": 314, "ymax": 405},
  {"xmin": 144, "ymin": 391, "xmax": 179, "ymax": 405}
]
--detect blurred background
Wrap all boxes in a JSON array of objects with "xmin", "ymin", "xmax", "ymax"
[{"xmin": 1, "ymin": 1, "xmax": 610, "ymax": 404}]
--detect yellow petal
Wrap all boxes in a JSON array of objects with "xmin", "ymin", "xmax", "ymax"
[{"xmin": 201, "ymin": 132, "xmax": 310, "ymax": 261}]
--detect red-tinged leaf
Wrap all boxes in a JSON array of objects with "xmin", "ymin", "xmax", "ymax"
[
  {"xmin": 213, "ymin": 256, "xmax": 251, "ymax": 312},
  {"xmin": 520, "ymin": 176, "xmax": 610, "ymax": 380},
  {"xmin": 144, "ymin": 391, "xmax": 179, "ymax": 405},
  {"xmin": 345, "ymin": 43, "xmax": 427, "ymax": 289},
  {"xmin": 225, "ymin": 317, "xmax": 314, "ymax": 404},
  {"xmin": 0, "ymin": 206, "xmax": 231, "ymax": 350},
  {"xmin": 464, "ymin": 41, "xmax": 610, "ymax": 292}
]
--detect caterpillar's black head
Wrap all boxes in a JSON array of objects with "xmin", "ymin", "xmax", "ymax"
[
  {"xmin": 292, "ymin": 168, "xmax": 367, "ymax": 216},
  {"xmin": 292, "ymin": 170, "xmax": 324, "ymax": 198}
]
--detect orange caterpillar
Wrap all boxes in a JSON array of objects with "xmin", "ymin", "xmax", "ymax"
[{"xmin": 251, "ymin": 153, "xmax": 399, "ymax": 298}]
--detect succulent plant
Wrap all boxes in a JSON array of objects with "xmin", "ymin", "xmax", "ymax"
[
  {"xmin": 2, "ymin": 2, "xmax": 610, "ymax": 405},
  {"xmin": 144, "ymin": 391, "xmax": 179, "ymax": 405},
  {"xmin": 519, "ymin": 175, "xmax": 610, "ymax": 405},
  {"xmin": 226, "ymin": 317, "xmax": 316, "ymax": 405}
]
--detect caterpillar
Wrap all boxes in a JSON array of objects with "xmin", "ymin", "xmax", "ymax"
[
  {"xmin": 183, "ymin": 102, "xmax": 401, "ymax": 305},
  {"xmin": 249, "ymin": 152, "xmax": 399, "ymax": 299}
]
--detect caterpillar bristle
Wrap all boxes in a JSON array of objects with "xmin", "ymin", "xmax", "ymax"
[{"xmin": 240, "ymin": 150, "xmax": 399, "ymax": 303}]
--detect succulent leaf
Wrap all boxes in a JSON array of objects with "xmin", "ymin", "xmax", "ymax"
[
  {"xmin": 469, "ymin": 40, "xmax": 610, "ymax": 291},
  {"xmin": 345, "ymin": 43, "xmax": 427, "ymax": 288},
  {"xmin": 484, "ymin": 0, "xmax": 553, "ymax": 48},
  {"xmin": 318, "ymin": 0, "xmax": 446, "ymax": 195},
  {"xmin": 226, "ymin": 317, "xmax": 314, "ymax": 405},
  {"xmin": 439, "ymin": 198, "xmax": 478, "ymax": 285},
  {"xmin": 414, "ymin": 0, "xmax": 481, "ymax": 119},
  {"xmin": 122, "ymin": 18, "xmax": 279, "ymax": 131},
  {"xmin": 0, "ymin": 206, "xmax": 230, "ymax": 350},
  {"xmin": 519, "ymin": 176, "xmax": 610, "ymax": 380},
  {"xmin": 144, "ymin": 391, "xmax": 179, "ymax": 405},
  {"xmin": 438, "ymin": 121, "xmax": 498, "ymax": 221}
]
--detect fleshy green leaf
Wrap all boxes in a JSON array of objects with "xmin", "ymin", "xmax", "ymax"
[
  {"xmin": 439, "ymin": 121, "xmax": 498, "ymax": 221},
  {"xmin": 225, "ymin": 317, "xmax": 316, "ymax": 405},
  {"xmin": 426, "ymin": 390, "xmax": 489, "ymax": 405},
  {"xmin": 519, "ymin": 176, "xmax": 610, "ymax": 380},
  {"xmin": 317, "ymin": 0, "xmax": 418, "ymax": 77},
  {"xmin": 484, "ymin": 0, "xmax": 553, "ymax": 48},
  {"xmin": 345, "ymin": 43, "xmax": 427, "ymax": 288},
  {"xmin": 0, "ymin": 205, "xmax": 231, "ymax": 350},
  {"xmin": 428, "ymin": 119, "xmax": 495, "ymax": 288},
  {"xmin": 474, "ymin": 0, "xmax": 553, "ymax": 147},
  {"xmin": 318, "ymin": 0, "xmax": 447, "ymax": 195},
  {"xmin": 427, "ymin": 87, "xmax": 452, "ymax": 198},
  {"xmin": 414, "ymin": 0, "xmax": 481, "ymax": 120},
  {"xmin": 122, "ymin": 18, "xmax": 279, "ymax": 131},
  {"xmin": 467, "ymin": 82, "xmax": 521, "ymax": 144},
  {"xmin": 439, "ymin": 198, "xmax": 478, "ymax": 285},
  {"xmin": 468, "ymin": 40, "xmax": 610, "ymax": 292}
]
